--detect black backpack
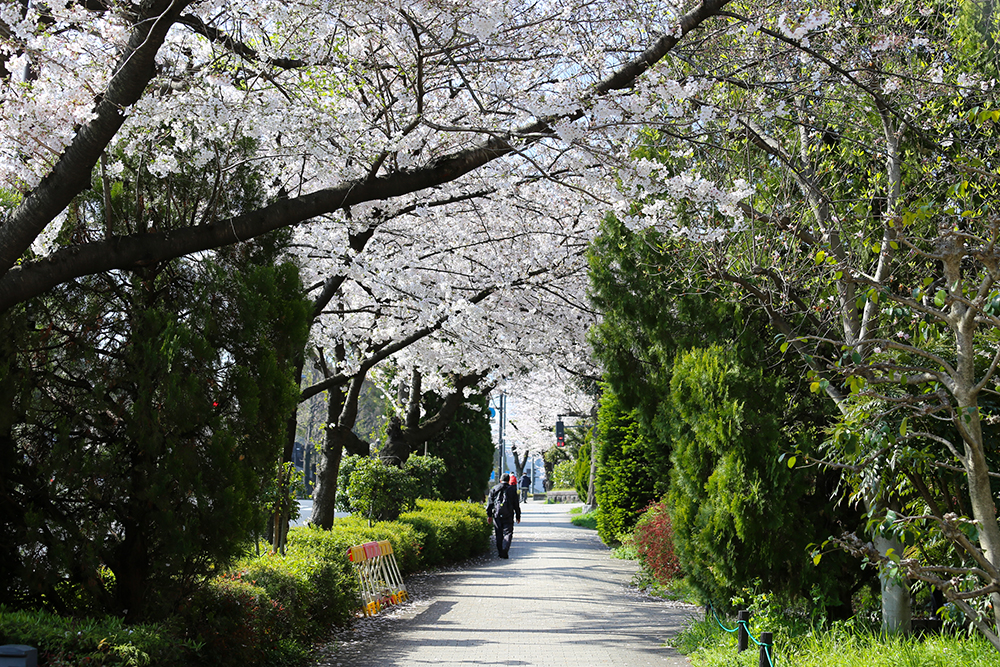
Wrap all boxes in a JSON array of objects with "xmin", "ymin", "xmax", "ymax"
[{"xmin": 492, "ymin": 484, "xmax": 512, "ymax": 520}]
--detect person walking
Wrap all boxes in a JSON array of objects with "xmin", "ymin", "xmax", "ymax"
[
  {"xmin": 486, "ymin": 473, "xmax": 521, "ymax": 559},
  {"xmin": 519, "ymin": 470, "xmax": 531, "ymax": 503}
]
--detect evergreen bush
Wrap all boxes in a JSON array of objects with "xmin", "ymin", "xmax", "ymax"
[
  {"xmin": 398, "ymin": 499, "xmax": 490, "ymax": 565},
  {"xmin": 594, "ymin": 389, "xmax": 660, "ymax": 545},
  {"xmin": 0, "ymin": 606, "xmax": 199, "ymax": 666},
  {"xmin": 181, "ymin": 572, "xmax": 300, "ymax": 667}
]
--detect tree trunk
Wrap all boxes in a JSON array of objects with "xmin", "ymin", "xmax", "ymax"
[
  {"xmin": 310, "ymin": 427, "xmax": 344, "ymax": 529},
  {"xmin": 959, "ymin": 401, "xmax": 1000, "ymax": 633},
  {"xmin": 381, "ymin": 416, "xmax": 411, "ymax": 465},
  {"xmin": 874, "ymin": 533, "xmax": 911, "ymax": 634},
  {"xmin": 380, "ymin": 371, "xmax": 486, "ymax": 466},
  {"xmin": 270, "ymin": 354, "xmax": 306, "ymax": 551},
  {"xmin": 311, "ymin": 374, "xmax": 370, "ymax": 528}
]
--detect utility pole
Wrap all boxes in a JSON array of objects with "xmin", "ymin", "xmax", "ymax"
[
  {"xmin": 557, "ymin": 411, "xmax": 597, "ymax": 511},
  {"xmin": 495, "ymin": 392, "xmax": 506, "ymax": 480}
]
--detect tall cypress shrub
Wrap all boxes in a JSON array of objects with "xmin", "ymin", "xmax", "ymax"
[{"xmin": 594, "ymin": 389, "xmax": 661, "ymax": 544}]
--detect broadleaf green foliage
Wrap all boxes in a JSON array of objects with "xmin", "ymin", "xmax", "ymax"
[
  {"xmin": 593, "ymin": 389, "xmax": 660, "ymax": 544},
  {"xmin": 341, "ymin": 456, "xmax": 420, "ymax": 524},
  {"xmin": 420, "ymin": 391, "xmax": 494, "ymax": 501},
  {"xmin": 544, "ymin": 459, "xmax": 570, "ymax": 490},
  {"xmin": 400, "ymin": 454, "xmax": 448, "ymax": 499},
  {"xmin": 1, "ymin": 500, "xmax": 489, "ymax": 667},
  {"xmin": 398, "ymin": 499, "xmax": 492, "ymax": 566},
  {"xmin": 181, "ymin": 572, "xmax": 305, "ymax": 667},
  {"xmin": 0, "ymin": 235, "xmax": 311, "ymax": 620},
  {"xmin": 0, "ymin": 605, "xmax": 201, "ymax": 666}
]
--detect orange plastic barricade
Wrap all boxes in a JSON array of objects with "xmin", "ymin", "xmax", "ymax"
[{"xmin": 347, "ymin": 540, "xmax": 409, "ymax": 616}]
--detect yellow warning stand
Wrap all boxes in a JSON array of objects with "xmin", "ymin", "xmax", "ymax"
[{"xmin": 347, "ymin": 540, "xmax": 409, "ymax": 616}]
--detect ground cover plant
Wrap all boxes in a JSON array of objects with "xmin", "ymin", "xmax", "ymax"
[
  {"xmin": 676, "ymin": 611, "xmax": 999, "ymax": 667},
  {"xmin": 570, "ymin": 510, "xmax": 599, "ymax": 531}
]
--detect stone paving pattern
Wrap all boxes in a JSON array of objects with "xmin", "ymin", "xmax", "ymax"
[{"xmin": 317, "ymin": 501, "xmax": 699, "ymax": 667}]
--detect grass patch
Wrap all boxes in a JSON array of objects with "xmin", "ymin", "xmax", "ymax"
[
  {"xmin": 643, "ymin": 577, "xmax": 700, "ymax": 604},
  {"xmin": 570, "ymin": 512, "xmax": 598, "ymax": 530},
  {"xmin": 569, "ymin": 506, "xmax": 583, "ymax": 514},
  {"xmin": 676, "ymin": 613, "xmax": 999, "ymax": 667}
]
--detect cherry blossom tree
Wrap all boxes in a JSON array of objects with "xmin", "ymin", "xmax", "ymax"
[
  {"xmin": 0, "ymin": 0, "xmax": 731, "ymax": 313},
  {"xmin": 0, "ymin": 0, "xmax": 729, "ymax": 551},
  {"xmin": 287, "ymin": 176, "xmax": 601, "ymax": 528}
]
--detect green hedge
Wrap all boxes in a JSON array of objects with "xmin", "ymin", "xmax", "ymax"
[
  {"xmin": 398, "ymin": 499, "xmax": 491, "ymax": 565},
  {"xmin": 0, "ymin": 606, "xmax": 200, "ymax": 666},
  {"xmin": 0, "ymin": 500, "xmax": 489, "ymax": 667}
]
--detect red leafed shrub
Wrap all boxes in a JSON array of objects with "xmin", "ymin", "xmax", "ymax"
[{"xmin": 634, "ymin": 501, "xmax": 681, "ymax": 584}]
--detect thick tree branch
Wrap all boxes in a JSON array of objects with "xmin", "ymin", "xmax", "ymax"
[
  {"xmin": 0, "ymin": 0, "xmax": 191, "ymax": 280},
  {"xmin": 0, "ymin": 0, "xmax": 729, "ymax": 313}
]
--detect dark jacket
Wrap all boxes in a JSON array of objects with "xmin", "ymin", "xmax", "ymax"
[
  {"xmin": 486, "ymin": 481, "xmax": 521, "ymax": 522},
  {"xmin": 519, "ymin": 475, "xmax": 531, "ymax": 489}
]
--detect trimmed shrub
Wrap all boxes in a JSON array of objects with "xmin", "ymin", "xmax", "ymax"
[
  {"xmin": 180, "ymin": 572, "xmax": 303, "ymax": 667},
  {"xmin": 299, "ymin": 517, "xmax": 422, "ymax": 575},
  {"xmin": 1, "ymin": 500, "xmax": 488, "ymax": 667},
  {"xmin": 0, "ymin": 606, "xmax": 198, "ymax": 666},
  {"xmin": 633, "ymin": 501, "xmax": 681, "ymax": 584},
  {"xmin": 398, "ymin": 499, "xmax": 490, "ymax": 566}
]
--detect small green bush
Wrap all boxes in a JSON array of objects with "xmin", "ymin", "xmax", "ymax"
[
  {"xmin": 551, "ymin": 460, "xmax": 576, "ymax": 489},
  {"xmin": 0, "ymin": 606, "xmax": 199, "ymax": 666},
  {"xmin": 340, "ymin": 457, "xmax": 419, "ymax": 522},
  {"xmin": 180, "ymin": 572, "xmax": 302, "ymax": 667},
  {"xmin": 401, "ymin": 455, "xmax": 447, "ymax": 498},
  {"xmin": 398, "ymin": 499, "xmax": 490, "ymax": 567}
]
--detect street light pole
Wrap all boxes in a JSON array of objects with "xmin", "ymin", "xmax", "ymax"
[{"xmin": 495, "ymin": 392, "xmax": 506, "ymax": 480}]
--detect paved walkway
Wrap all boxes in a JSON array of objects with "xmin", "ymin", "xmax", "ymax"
[{"xmin": 314, "ymin": 501, "xmax": 699, "ymax": 667}]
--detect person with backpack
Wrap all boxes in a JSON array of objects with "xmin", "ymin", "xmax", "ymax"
[{"xmin": 486, "ymin": 473, "xmax": 521, "ymax": 559}]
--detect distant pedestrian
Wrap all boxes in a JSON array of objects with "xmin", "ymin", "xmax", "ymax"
[
  {"xmin": 485, "ymin": 473, "xmax": 521, "ymax": 559},
  {"xmin": 519, "ymin": 471, "xmax": 531, "ymax": 503}
]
